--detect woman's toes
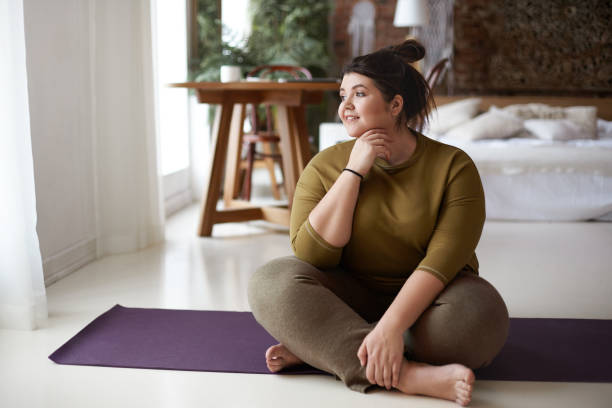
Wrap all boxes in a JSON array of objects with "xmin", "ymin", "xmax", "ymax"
[
  {"xmin": 464, "ymin": 370, "xmax": 475, "ymax": 385},
  {"xmin": 458, "ymin": 381, "xmax": 472, "ymax": 392},
  {"xmin": 265, "ymin": 345, "xmax": 280, "ymax": 360},
  {"xmin": 455, "ymin": 381, "xmax": 473, "ymax": 406},
  {"xmin": 266, "ymin": 359, "xmax": 283, "ymax": 371},
  {"xmin": 457, "ymin": 396, "xmax": 471, "ymax": 407},
  {"xmin": 264, "ymin": 343, "xmax": 304, "ymax": 373}
]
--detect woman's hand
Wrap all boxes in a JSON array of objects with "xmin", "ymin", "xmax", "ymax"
[
  {"xmin": 346, "ymin": 128, "xmax": 391, "ymax": 176},
  {"xmin": 357, "ymin": 322, "xmax": 405, "ymax": 389}
]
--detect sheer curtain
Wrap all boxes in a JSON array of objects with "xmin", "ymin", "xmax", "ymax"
[
  {"xmin": 93, "ymin": 0, "xmax": 165, "ymax": 255},
  {"xmin": 0, "ymin": 0, "xmax": 48, "ymax": 330}
]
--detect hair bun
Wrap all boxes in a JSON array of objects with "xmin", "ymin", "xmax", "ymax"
[{"xmin": 392, "ymin": 39, "xmax": 426, "ymax": 63}]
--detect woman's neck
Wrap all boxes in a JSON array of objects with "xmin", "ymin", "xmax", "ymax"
[{"xmin": 384, "ymin": 126, "xmax": 418, "ymax": 166}]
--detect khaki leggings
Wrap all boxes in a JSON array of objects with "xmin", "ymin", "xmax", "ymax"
[{"xmin": 248, "ymin": 256, "xmax": 509, "ymax": 393}]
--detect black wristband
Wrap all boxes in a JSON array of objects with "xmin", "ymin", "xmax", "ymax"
[{"xmin": 342, "ymin": 168, "xmax": 364, "ymax": 180}]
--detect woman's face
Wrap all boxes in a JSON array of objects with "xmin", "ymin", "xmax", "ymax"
[{"xmin": 338, "ymin": 73, "xmax": 396, "ymax": 138}]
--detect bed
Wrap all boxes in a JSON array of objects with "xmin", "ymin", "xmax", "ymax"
[{"xmin": 318, "ymin": 96, "xmax": 612, "ymax": 222}]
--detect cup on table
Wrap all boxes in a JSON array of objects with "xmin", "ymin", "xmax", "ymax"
[{"xmin": 220, "ymin": 65, "xmax": 242, "ymax": 82}]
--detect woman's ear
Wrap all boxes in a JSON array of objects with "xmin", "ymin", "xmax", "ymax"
[{"xmin": 391, "ymin": 95, "xmax": 403, "ymax": 117}]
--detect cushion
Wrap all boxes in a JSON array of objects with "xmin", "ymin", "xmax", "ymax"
[
  {"xmin": 443, "ymin": 108, "xmax": 524, "ymax": 142},
  {"xmin": 597, "ymin": 119, "xmax": 612, "ymax": 139},
  {"xmin": 500, "ymin": 103, "xmax": 597, "ymax": 138},
  {"xmin": 426, "ymin": 98, "xmax": 482, "ymax": 135},
  {"xmin": 523, "ymin": 119, "xmax": 585, "ymax": 141}
]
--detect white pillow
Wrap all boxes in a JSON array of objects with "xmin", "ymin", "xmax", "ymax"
[
  {"xmin": 444, "ymin": 108, "xmax": 524, "ymax": 142},
  {"xmin": 427, "ymin": 98, "xmax": 482, "ymax": 135},
  {"xmin": 500, "ymin": 104, "xmax": 597, "ymax": 138},
  {"xmin": 597, "ymin": 119, "xmax": 612, "ymax": 139},
  {"xmin": 523, "ymin": 119, "xmax": 585, "ymax": 141}
]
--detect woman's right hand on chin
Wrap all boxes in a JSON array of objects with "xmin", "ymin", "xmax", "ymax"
[{"xmin": 346, "ymin": 128, "xmax": 391, "ymax": 176}]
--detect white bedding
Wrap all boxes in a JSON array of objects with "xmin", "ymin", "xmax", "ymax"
[
  {"xmin": 318, "ymin": 122, "xmax": 612, "ymax": 221},
  {"xmin": 438, "ymin": 137, "xmax": 612, "ymax": 221}
]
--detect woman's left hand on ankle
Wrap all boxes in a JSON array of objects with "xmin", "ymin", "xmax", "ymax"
[{"xmin": 357, "ymin": 323, "xmax": 404, "ymax": 390}]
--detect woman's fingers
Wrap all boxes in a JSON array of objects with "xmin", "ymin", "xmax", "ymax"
[
  {"xmin": 360, "ymin": 128, "xmax": 389, "ymax": 138},
  {"xmin": 357, "ymin": 342, "xmax": 367, "ymax": 367},
  {"xmin": 392, "ymin": 362, "xmax": 400, "ymax": 388},
  {"xmin": 362, "ymin": 134, "xmax": 391, "ymax": 160},
  {"xmin": 374, "ymin": 146, "xmax": 391, "ymax": 161},
  {"xmin": 383, "ymin": 365, "xmax": 391, "ymax": 390},
  {"xmin": 375, "ymin": 362, "xmax": 385, "ymax": 387},
  {"xmin": 362, "ymin": 350, "xmax": 402, "ymax": 389},
  {"xmin": 359, "ymin": 128, "xmax": 392, "ymax": 142},
  {"xmin": 366, "ymin": 358, "xmax": 376, "ymax": 384},
  {"xmin": 361, "ymin": 133, "xmax": 392, "ymax": 144}
]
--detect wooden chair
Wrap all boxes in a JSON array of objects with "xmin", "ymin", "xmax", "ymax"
[
  {"xmin": 418, "ymin": 58, "xmax": 450, "ymax": 133},
  {"xmin": 239, "ymin": 65, "xmax": 313, "ymax": 201},
  {"xmin": 426, "ymin": 57, "xmax": 450, "ymax": 91}
]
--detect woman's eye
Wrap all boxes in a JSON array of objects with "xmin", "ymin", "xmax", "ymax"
[
  {"xmin": 339, "ymin": 95, "xmax": 346, "ymax": 101},
  {"xmin": 356, "ymin": 92, "xmax": 365, "ymax": 97}
]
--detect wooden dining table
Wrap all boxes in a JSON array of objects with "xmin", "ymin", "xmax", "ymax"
[{"xmin": 168, "ymin": 80, "xmax": 340, "ymax": 236}]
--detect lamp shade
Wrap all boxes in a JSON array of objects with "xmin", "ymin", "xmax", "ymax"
[{"xmin": 393, "ymin": 0, "xmax": 428, "ymax": 27}]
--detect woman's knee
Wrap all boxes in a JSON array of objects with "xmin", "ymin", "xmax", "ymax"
[
  {"xmin": 247, "ymin": 256, "xmax": 320, "ymax": 318},
  {"xmin": 408, "ymin": 272, "xmax": 509, "ymax": 369}
]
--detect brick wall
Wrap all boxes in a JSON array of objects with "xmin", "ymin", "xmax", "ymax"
[
  {"xmin": 331, "ymin": 0, "xmax": 612, "ymax": 95},
  {"xmin": 331, "ymin": 0, "xmax": 409, "ymax": 74},
  {"xmin": 453, "ymin": 0, "xmax": 612, "ymax": 95}
]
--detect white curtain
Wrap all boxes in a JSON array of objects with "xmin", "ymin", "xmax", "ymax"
[
  {"xmin": 93, "ymin": 0, "xmax": 165, "ymax": 255},
  {"xmin": 0, "ymin": 0, "xmax": 48, "ymax": 330}
]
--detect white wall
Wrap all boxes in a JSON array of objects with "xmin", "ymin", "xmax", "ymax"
[{"xmin": 24, "ymin": 0, "xmax": 96, "ymax": 285}]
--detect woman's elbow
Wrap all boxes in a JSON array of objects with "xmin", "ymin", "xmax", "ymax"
[{"xmin": 291, "ymin": 246, "xmax": 340, "ymax": 269}]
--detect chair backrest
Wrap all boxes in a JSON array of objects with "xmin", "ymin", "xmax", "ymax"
[
  {"xmin": 425, "ymin": 58, "xmax": 450, "ymax": 91},
  {"xmin": 417, "ymin": 58, "xmax": 450, "ymax": 133},
  {"xmin": 247, "ymin": 65, "xmax": 312, "ymax": 80},
  {"xmin": 246, "ymin": 66, "xmax": 313, "ymax": 132}
]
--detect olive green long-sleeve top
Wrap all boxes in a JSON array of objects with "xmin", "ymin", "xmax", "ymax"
[{"xmin": 289, "ymin": 132, "xmax": 485, "ymax": 293}]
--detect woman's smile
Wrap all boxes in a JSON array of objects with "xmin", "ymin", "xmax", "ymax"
[{"xmin": 338, "ymin": 73, "xmax": 395, "ymax": 137}]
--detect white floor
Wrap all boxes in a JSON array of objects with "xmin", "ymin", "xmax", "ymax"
[{"xmin": 2, "ymin": 184, "xmax": 612, "ymax": 407}]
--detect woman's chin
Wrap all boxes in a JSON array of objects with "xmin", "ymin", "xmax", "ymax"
[{"xmin": 343, "ymin": 125, "xmax": 365, "ymax": 138}]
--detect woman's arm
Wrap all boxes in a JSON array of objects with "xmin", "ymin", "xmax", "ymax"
[
  {"xmin": 378, "ymin": 269, "xmax": 444, "ymax": 334},
  {"xmin": 357, "ymin": 270, "xmax": 443, "ymax": 390},
  {"xmin": 308, "ymin": 171, "xmax": 361, "ymax": 247},
  {"xmin": 309, "ymin": 129, "xmax": 391, "ymax": 246}
]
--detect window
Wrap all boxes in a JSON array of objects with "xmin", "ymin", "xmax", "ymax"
[
  {"xmin": 221, "ymin": 0, "xmax": 250, "ymax": 48},
  {"xmin": 154, "ymin": 0, "xmax": 190, "ymax": 176}
]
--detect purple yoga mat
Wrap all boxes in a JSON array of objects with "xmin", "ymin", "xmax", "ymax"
[
  {"xmin": 49, "ymin": 304, "xmax": 612, "ymax": 382},
  {"xmin": 49, "ymin": 304, "xmax": 321, "ymax": 375},
  {"xmin": 475, "ymin": 317, "xmax": 612, "ymax": 382}
]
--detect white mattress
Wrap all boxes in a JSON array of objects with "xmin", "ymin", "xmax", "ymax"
[
  {"xmin": 439, "ymin": 137, "xmax": 612, "ymax": 221},
  {"xmin": 318, "ymin": 123, "xmax": 612, "ymax": 221}
]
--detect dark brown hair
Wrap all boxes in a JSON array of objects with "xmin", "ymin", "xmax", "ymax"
[{"xmin": 342, "ymin": 39, "xmax": 433, "ymax": 131}]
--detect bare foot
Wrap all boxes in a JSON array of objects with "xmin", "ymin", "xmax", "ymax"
[
  {"xmin": 265, "ymin": 343, "xmax": 304, "ymax": 373},
  {"xmin": 396, "ymin": 360, "xmax": 475, "ymax": 406}
]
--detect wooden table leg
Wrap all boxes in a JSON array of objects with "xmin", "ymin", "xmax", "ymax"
[
  {"xmin": 223, "ymin": 103, "xmax": 246, "ymax": 207},
  {"xmin": 198, "ymin": 101, "xmax": 234, "ymax": 236},
  {"xmin": 274, "ymin": 105, "xmax": 299, "ymax": 205},
  {"xmin": 290, "ymin": 106, "xmax": 312, "ymax": 172}
]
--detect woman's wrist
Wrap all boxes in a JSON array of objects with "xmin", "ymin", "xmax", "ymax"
[
  {"xmin": 377, "ymin": 314, "xmax": 407, "ymax": 336},
  {"xmin": 345, "ymin": 159, "xmax": 371, "ymax": 177},
  {"xmin": 342, "ymin": 168, "xmax": 364, "ymax": 180}
]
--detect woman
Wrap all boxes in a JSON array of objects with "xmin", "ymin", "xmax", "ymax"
[{"xmin": 248, "ymin": 40, "xmax": 509, "ymax": 406}]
